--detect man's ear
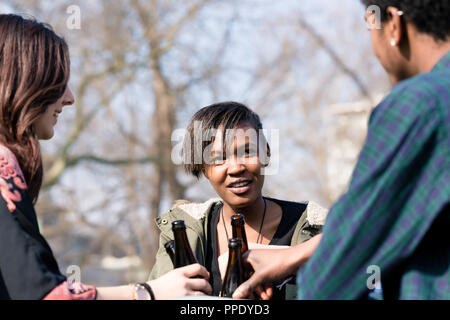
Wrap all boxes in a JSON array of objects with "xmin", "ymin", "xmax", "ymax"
[{"xmin": 385, "ymin": 6, "xmax": 404, "ymax": 47}]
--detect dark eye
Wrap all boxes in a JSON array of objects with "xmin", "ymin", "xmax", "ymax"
[
  {"xmin": 246, "ymin": 147, "xmax": 258, "ymax": 157},
  {"xmin": 211, "ymin": 156, "xmax": 225, "ymax": 165}
]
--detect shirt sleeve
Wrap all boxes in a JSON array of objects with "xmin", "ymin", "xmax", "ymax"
[
  {"xmin": 43, "ymin": 281, "xmax": 97, "ymax": 300},
  {"xmin": 296, "ymin": 83, "xmax": 449, "ymax": 299},
  {"xmin": 0, "ymin": 146, "xmax": 96, "ymax": 300}
]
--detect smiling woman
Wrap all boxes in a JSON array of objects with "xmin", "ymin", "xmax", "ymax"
[
  {"xmin": 0, "ymin": 13, "xmax": 213, "ymax": 301},
  {"xmin": 32, "ymin": 86, "xmax": 75, "ymax": 140},
  {"xmin": 149, "ymin": 102, "xmax": 329, "ymax": 300}
]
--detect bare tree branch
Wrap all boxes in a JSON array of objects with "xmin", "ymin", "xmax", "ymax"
[{"xmin": 298, "ymin": 15, "xmax": 374, "ymax": 104}]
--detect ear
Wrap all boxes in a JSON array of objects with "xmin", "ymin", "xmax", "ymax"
[
  {"xmin": 261, "ymin": 143, "xmax": 271, "ymax": 167},
  {"xmin": 385, "ymin": 6, "xmax": 404, "ymax": 47}
]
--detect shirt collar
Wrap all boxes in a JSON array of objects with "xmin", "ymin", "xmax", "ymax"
[{"xmin": 432, "ymin": 50, "xmax": 450, "ymax": 72}]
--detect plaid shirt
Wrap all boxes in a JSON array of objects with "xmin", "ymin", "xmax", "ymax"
[{"xmin": 297, "ymin": 52, "xmax": 450, "ymax": 300}]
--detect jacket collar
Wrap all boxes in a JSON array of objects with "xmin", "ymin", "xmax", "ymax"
[
  {"xmin": 432, "ymin": 50, "xmax": 450, "ymax": 72},
  {"xmin": 173, "ymin": 198, "xmax": 222, "ymax": 220}
]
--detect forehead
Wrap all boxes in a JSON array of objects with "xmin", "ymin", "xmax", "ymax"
[{"xmin": 210, "ymin": 123, "xmax": 259, "ymax": 152}]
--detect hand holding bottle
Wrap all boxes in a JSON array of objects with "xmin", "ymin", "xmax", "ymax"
[{"xmin": 148, "ymin": 263, "xmax": 212, "ymax": 299}]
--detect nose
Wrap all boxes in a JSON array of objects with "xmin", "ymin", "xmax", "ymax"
[
  {"xmin": 62, "ymin": 86, "xmax": 75, "ymax": 106},
  {"xmin": 227, "ymin": 156, "xmax": 246, "ymax": 175}
]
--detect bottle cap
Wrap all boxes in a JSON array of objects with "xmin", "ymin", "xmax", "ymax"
[
  {"xmin": 164, "ymin": 240, "xmax": 174, "ymax": 249},
  {"xmin": 172, "ymin": 220, "xmax": 186, "ymax": 230},
  {"xmin": 231, "ymin": 214, "xmax": 245, "ymax": 226}
]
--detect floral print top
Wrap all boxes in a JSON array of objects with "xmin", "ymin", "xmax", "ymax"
[{"xmin": 0, "ymin": 144, "xmax": 96, "ymax": 300}]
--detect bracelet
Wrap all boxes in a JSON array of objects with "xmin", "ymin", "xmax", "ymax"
[
  {"xmin": 130, "ymin": 283, "xmax": 151, "ymax": 300},
  {"xmin": 140, "ymin": 282, "xmax": 155, "ymax": 300}
]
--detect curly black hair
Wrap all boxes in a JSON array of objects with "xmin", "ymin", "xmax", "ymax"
[{"xmin": 361, "ymin": 0, "xmax": 450, "ymax": 41}]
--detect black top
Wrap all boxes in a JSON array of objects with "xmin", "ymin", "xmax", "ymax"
[
  {"xmin": 0, "ymin": 146, "xmax": 65, "ymax": 300},
  {"xmin": 205, "ymin": 197, "xmax": 307, "ymax": 300}
]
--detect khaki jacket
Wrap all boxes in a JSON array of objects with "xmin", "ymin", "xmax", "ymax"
[{"xmin": 149, "ymin": 198, "xmax": 328, "ymax": 299}]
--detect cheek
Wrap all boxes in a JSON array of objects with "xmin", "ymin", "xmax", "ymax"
[
  {"xmin": 205, "ymin": 166, "xmax": 226, "ymax": 189},
  {"xmin": 370, "ymin": 30, "xmax": 395, "ymax": 73},
  {"xmin": 34, "ymin": 109, "xmax": 55, "ymax": 139}
]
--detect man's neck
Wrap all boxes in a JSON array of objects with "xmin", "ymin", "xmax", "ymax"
[{"xmin": 409, "ymin": 34, "xmax": 450, "ymax": 75}]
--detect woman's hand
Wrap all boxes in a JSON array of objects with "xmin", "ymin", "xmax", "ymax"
[
  {"xmin": 233, "ymin": 234, "xmax": 322, "ymax": 300},
  {"xmin": 148, "ymin": 263, "xmax": 213, "ymax": 299}
]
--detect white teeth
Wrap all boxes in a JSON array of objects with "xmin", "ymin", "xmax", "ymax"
[{"xmin": 230, "ymin": 181, "xmax": 250, "ymax": 188}]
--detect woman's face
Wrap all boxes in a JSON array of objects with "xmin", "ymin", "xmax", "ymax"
[
  {"xmin": 204, "ymin": 122, "xmax": 267, "ymax": 210},
  {"xmin": 33, "ymin": 86, "xmax": 74, "ymax": 140}
]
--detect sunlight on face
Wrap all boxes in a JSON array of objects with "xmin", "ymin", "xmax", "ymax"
[{"xmin": 204, "ymin": 122, "xmax": 266, "ymax": 208}]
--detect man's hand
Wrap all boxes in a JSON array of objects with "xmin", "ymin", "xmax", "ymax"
[{"xmin": 233, "ymin": 234, "xmax": 322, "ymax": 300}]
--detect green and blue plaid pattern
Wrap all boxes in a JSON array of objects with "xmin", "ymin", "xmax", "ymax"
[{"xmin": 297, "ymin": 52, "xmax": 450, "ymax": 300}]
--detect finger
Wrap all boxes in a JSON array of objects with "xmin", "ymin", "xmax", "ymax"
[
  {"xmin": 181, "ymin": 263, "xmax": 210, "ymax": 280},
  {"xmin": 254, "ymin": 285, "xmax": 269, "ymax": 300},
  {"xmin": 257, "ymin": 284, "xmax": 273, "ymax": 300},
  {"xmin": 232, "ymin": 273, "xmax": 262, "ymax": 299},
  {"xmin": 185, "ymin": 278, "xmax": 213, "ymax": 296},
  {"xmin": 192, "ymin": 290, "xmax": 208, "ymax": 297},
  {"xmin": 263, "ymin": 285, "xmax": 273, "ymax": 300}
]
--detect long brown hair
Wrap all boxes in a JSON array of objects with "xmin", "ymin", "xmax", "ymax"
[{"xmin": 0, "ymin": 14, "xmax": 70, "ymax": 203}]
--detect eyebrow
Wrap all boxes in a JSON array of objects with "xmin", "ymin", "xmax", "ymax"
[{"xmin": 211, "ymin": 142, "xmax": 257, "ymax": 155}]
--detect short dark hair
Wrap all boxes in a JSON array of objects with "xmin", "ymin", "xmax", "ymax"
[
  {"xmin": 362, "ymin": 0, "xmax": 450, "ymax": 41},
  {"xmin": 183, "ymin": 102, "xmax": 267, "ymax": 178}
]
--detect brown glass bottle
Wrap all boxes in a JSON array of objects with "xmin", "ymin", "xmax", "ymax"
[
  {"xmin": 231, "ymin": 214, "xmax": 249, "ymax": 254},
  {"xmin": 164, "ymin": 240, "xmax": 175, "ymax": 266},
  {"xmin": 220, "ymin": 238, "xmax": 244, "ymax": 298},
  {"xmin": 172, "ymin": 220, "xmax": 198, "ymax": 268}
]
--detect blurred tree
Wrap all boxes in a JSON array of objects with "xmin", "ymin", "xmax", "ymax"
[{"xmin": 5, "ymin": 0, "xmax": 390, "ymax": 285}]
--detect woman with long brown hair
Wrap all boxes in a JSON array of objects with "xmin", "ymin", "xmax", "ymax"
[{"xmin": 0, "ymin": 14, "xmax": 211, "ymax": 300}]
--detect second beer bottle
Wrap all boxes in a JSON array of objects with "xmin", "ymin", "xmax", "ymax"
[
  {"xmin": 164, "ymin": 240, "xmax": 175, "ymax": 267},
  {"xmin": 220, "ymin": 238, "xmax": 244, "ymax": 298},
  {"xmin": 171, "ymin": 220, "xmax": 198, "ymax": 268}
]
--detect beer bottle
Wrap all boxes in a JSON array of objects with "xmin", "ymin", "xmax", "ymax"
[
  {"xmin": 164, "ymin": 240, "xmax": 175, "ymax": 266},
  {"xmin": 231, "ymin": 214, "xmax": 248, "ymax": 254},
  {"xmin": 220, "ymin": 238, "xmax": 244, "ymax": 298},
  {"xmin": 172, "ymin": 220, "xmax": 198, "ymax": 268}
]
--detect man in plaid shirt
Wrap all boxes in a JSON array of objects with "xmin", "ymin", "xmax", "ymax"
[{"xmin": 233, "ymin": 0, "xmax": 449, "ymax": 300}]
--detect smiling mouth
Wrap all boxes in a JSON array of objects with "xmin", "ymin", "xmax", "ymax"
[
  {"xmin": 53, "ymin": 110, "xmax": 62, "ymax": 120},
  {"xmin": 228, "ymin": 180, "xmax": 251, "ymax": 188},
  {"xmin": 227, "ymin": 180, "xmax": 253, "ymax": 195}
]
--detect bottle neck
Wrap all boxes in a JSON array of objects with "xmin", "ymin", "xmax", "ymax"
[
  {"xmin": 227, "ymin": 245, "xmax": 242, "ymax": 268},
  {"xmin": 232, "ymin": 219, "xmax": 248, "ymax": 253},
  {"xmin": 173, "ymin": 228, "xmax": 197, "ymax": 267}
]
